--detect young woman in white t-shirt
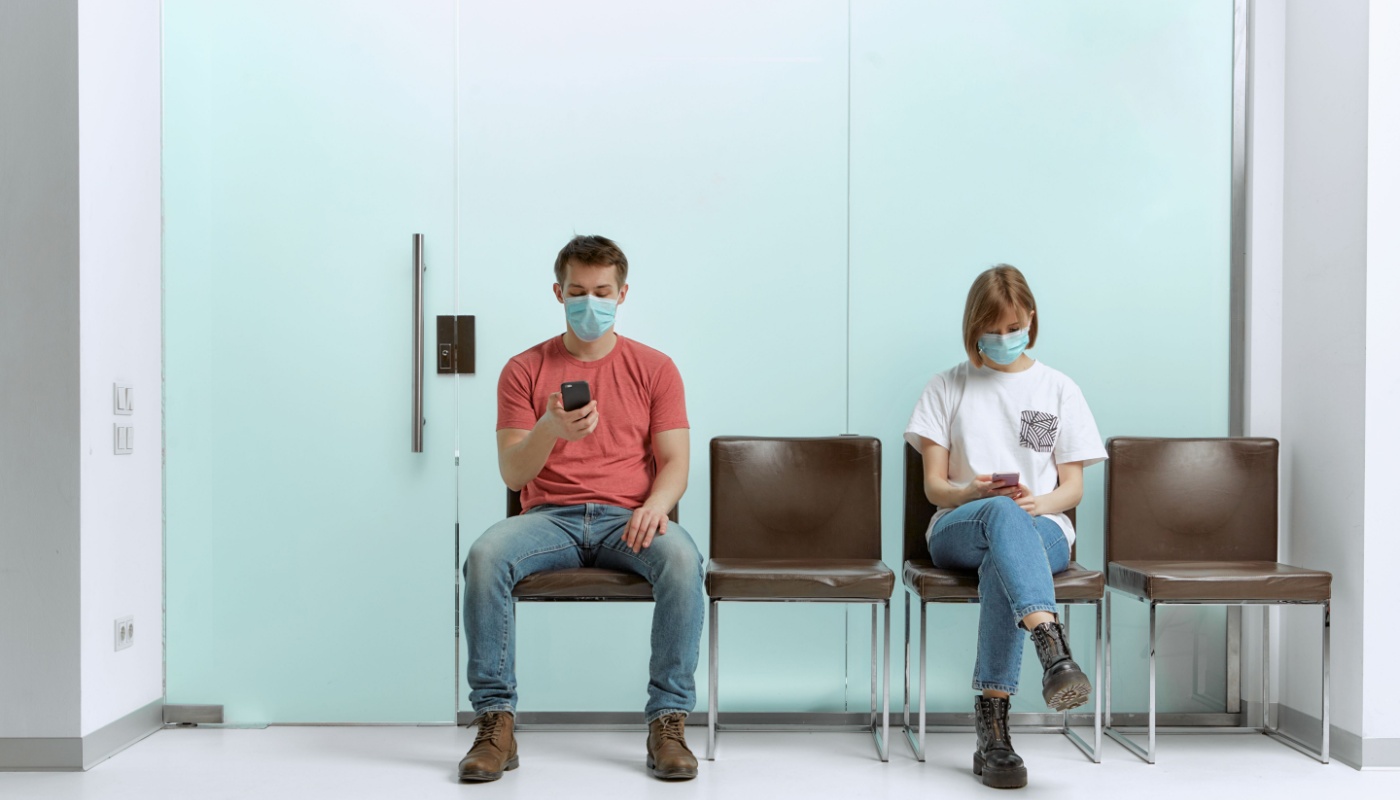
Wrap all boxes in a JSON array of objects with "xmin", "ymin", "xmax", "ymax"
[{"xmin": 904, "ymin": 265, "xmax": 1107, "ymax": 790}]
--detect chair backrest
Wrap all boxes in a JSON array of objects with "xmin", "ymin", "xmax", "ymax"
[
  {"xmin": 902, "ymin": 442, "xmax": 1075, "ymax": 563},
  {"xmin": 710, "ymin": 435, "xmax": 881, "ymax": 560},
  {"xmin": 506, "ymin": 488, "xmax": 678, "ymax": 522},
  {"xmin": 1104, "ymin": 437, "xmax": 1278, "ymax": 563}
]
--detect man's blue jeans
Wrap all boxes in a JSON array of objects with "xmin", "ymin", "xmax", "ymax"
[
  {"xmin": 463, "ymin": 503, "xmax": 705, "ymax": 722},
  {"xmin": 927, "ymin": 496, "xmax": 1070, "ymax": 695}
]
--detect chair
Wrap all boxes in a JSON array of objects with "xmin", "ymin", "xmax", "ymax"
[
  {"xmin": 706, "ymin": 435, "xmax": 894, "ymax": 761},
  {"xmin": 504, "ymin": 489, "xmax": 678, "ymax": 727},
  {"xmin": 507, "ymin": 489, "xmax": 676, "ymax": 601},
  {"xmin": 901, "ymin": 442, "xmax": 1104, "ymax": 763},
  {"xmin": 1102, "ymin": 437, "xmax": 1331, "ymax": 764}
]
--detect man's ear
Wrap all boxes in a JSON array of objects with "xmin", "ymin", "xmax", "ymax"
[
  {"xmin": 553, "ymin": 283, "xmax": 565, "ymax": 304},
  {"xmin": 617, "ymin": 283, "xmax": 629, "ymax": 305}
]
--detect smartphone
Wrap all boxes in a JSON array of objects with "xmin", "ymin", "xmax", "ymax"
[
  {"xmin": 560, "ymin": 381, "xmax": 591, "ymax": 412},
  {"xmin": 991, "ymin": 472, "xmax": 1020, "ymax": 487}
]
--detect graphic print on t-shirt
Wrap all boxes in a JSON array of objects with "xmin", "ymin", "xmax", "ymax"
[{"xmin": 1019, "ymin": 410, "xmax": 1059, "ymax": 453}]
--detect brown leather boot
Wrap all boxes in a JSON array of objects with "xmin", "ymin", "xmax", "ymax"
[
  {"xmin": 646, "ymin": 713, "xmax": 698, "ymax": 781},
  {"xmin": 457, "ymin": 711, "xmax": 518, "ymax": 782}
]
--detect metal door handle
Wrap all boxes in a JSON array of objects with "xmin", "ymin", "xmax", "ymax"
[{"xmin": 412, "ymin": 233, "xmax": 425, "ymax": 453}]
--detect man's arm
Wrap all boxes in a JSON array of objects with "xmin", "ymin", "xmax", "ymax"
[
  {"xmin": 497, "ymin": 392, "xmax": 599, "ymax": 491},
  {"xmin": 620, "ymin": 427, "xmax": 689, "ymax": 552}
]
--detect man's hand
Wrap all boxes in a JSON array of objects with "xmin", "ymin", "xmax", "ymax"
[
  {"xmin": 622, "ymin": 501, "xmax": 671, "ymax": 553},
  {"xmin": 541, "ymin": 391, "xmax": 599, "ymax": 443}
]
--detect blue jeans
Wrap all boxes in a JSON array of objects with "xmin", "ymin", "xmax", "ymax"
[
  {"xmin": 927, "ymin": 496, "xmax": 1070, "ymax": 695},
  {"xmin": 463, "ymin": 503, "xmax": 705, "ymax": 722}
]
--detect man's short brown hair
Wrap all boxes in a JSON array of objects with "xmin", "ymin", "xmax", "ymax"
[
  {"xmin": 553, "ymin": 235, "xmax": 629, "ymax": 287},
  {"xmin": 963, "ymin": 264, "xmax": 1038, "ymax": 368}
]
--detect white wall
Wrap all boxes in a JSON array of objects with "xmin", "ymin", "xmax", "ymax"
[
  {"xmin": 0, "ymin": 0, "xmax": 83, "ymax": 741},
  {"xmin": 1363, "ymin": 0, "xmax": 1400, "ymax": 743},
  {"xmin": 0, "ymin": 0, "xmax": 163, "ymax": 757},
  {"xmin": 1279, "ymin": 0, "xmax": 1369, "ymax": 745},
  {"xmin": 1244, "ymin": 0, "xmax": 1286, "ymax": 716},
  {"xmin": 76, "ymin": 0, "xmax": 165, "ymax": 736}
]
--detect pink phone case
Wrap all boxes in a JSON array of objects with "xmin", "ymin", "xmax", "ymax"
[{"xmin": 991, "ymin": 472, "xmax": 1020, "ymax": 486}]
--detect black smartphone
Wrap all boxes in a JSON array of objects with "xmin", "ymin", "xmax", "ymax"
[{"xmin": 560, "ymin": 381, "xmax": 591, "ymax": 412}]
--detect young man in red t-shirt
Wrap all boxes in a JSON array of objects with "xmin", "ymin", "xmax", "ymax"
[{"xmin": 458, "ymin": 236, "xmax": 703, "ymax": 783}]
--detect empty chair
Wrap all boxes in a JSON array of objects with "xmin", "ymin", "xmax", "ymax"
[
  {"xmin": 1102, "ymin": 437, "xmax": 1331, "ymax": 763},
  {"xmin": 706, "ymin": 436, "xmax": 894, "ymax": 761}
]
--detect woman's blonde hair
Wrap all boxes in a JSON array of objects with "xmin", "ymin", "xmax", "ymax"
[{"xmin": 963, "ymin": 264, "xmax": 1038, "ymax": 368}]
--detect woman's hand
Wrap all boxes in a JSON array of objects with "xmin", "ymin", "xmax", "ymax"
[
  {"xmin": 962, "ymin": 474, "xmax": 1021, "ymax": 505},
  {"xmin": 1013, "ymin": 484, "xmax": 1037, "ymax": 516}
]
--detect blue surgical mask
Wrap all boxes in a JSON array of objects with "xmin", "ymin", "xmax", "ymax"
[
  {"xmin": 978, "ymin": 328, "xmax": 1030, "ymax": 365},
  {"xmin": 564, "ymin": 294, "xmax": 617, "ymax": 342}
]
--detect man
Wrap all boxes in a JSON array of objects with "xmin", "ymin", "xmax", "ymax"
[{"xmin": 458, "ymin": 235, "xmax": 704, "ymax": 782}]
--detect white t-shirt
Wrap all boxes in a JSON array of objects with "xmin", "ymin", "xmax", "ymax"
[{"xmin": 903, "ymin": 360, "xmax": 1107, "ymax": 548}]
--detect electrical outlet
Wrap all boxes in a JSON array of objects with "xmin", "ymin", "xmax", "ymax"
[{"xmin": 114, "ymin": 616, "xmax": 134, "ymax": 651}]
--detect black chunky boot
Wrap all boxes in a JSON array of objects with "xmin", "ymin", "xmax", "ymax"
[
  {"xmin": 973, "ymin": 696, "xmax": 1026, "ymax": 789},
  {"xmin": 1031, "ymin": 620, "xmax": 1091, "ymax": 711}
]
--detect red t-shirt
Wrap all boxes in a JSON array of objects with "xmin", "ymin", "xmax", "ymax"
[{"xmin": 497, "ymin": 335, "xmax": 689, "ymax": 512}]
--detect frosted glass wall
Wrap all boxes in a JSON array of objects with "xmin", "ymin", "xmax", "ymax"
[{"xmin": 164, "ymin": 0, "xmax": 1232, "ymax": 723}]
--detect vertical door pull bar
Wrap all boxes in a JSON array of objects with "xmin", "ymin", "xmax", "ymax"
[{"xmin": 412, "ymin": 233, "xmax": 425, "ymax": 453}]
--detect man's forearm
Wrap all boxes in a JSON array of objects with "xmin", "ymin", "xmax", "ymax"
[
  {"xmin": 644, "ymin": 458, "xmax": 688, "ymax": 512},
  {"xmin": 499, "ymin": 424, "xmax": 558, "ymax": 491}
]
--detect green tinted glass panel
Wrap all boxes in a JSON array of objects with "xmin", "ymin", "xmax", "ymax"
[
  {"xmin": 456, "ymin": 0, "xmax": 851, "ymax": 715},
  {"xmin": 163, "ymin": 0, "xmax": 459, "ymax": 723},
  {"xmin": 848, "ymin": 0, "xmax": 1233, "ymax": 714}
]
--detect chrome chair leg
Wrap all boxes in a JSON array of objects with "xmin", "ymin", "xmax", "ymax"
[{"xmin": 707, "ymin": 599, "xmax": 718, "ymax": 761}]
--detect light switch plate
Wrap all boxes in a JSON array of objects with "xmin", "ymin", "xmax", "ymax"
[
  {"xmin": 114, "ymin": 423, "xmax": 133, "ymax": 455},
  {"xmin": 114, "ymin": 383, "xmax": 133, "ymax": 415}
]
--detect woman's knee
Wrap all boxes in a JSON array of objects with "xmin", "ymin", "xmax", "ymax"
[{"xmin": 983, "ymin": 495, "xmax": 1021, "ymax": 515}]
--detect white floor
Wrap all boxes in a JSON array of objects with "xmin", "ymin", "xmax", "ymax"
[{"xmin": 2, "ymin": 725, "xmax": 1397, "ymax": 800}]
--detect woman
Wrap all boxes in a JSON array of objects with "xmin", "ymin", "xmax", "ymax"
[{"xmin": 904, "ymin": 265, "xmax": 1106, "ymax": 789}]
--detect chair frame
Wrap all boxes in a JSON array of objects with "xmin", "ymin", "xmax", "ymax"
[
  {"xmin": 899, "ymin": 443, "xmax": 1102, "ymax": 763},
  {"xmin": 902, "ymin": 585, "xmax": 1103, "ymax": 763},
  {"xmin": 1104, "ymin": 593, "xmax": 1330, "ymax": 764},
  {"xmin": 708, "ymin": 596, "xmax": 891, "ymax": 762},
  {"xmin": 503, "ymin": 489, "xmax": 677, "ymax": 730}
]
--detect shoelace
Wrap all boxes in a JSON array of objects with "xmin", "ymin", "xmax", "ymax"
[
  {"xmin": 475, "ymin": 713, "xmax": 505, "ymax": 744},
  {"xmin": 982, "ymin": 702, "xmax": 1013, "ymax": 751},
  {"xmin": 655, "ymin": 714, "xmax": 686, "ymax": 744}
]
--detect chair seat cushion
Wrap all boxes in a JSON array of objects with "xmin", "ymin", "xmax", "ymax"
[
  {"xmin": 1108, "ymin": 560, "xmax": 1331, "ymax": 602},
  {"xmin": 706, "ymin": 558, "xmax": 895, "ymax": 600},
  {"xmin": 513, "ymin": 568, "xmax": 654, "ymax": 600},
  {"xmin": 903, "ymin": 560, "xmax": 1105, "ymax": 601}
]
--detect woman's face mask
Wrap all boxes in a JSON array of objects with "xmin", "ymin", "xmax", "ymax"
[{"xmin": 978, "ymin": 327, "xmax": 1030, "ymax": 365}]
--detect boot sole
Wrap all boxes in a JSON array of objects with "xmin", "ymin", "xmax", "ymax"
[
  {"xmin": 1043, "ymin": 670, "xmax": 1092, "ymax": 712},
  {"xmin": 647, "ymin": 755, "xmax": 698, "ymax": 781},
  {"xmin": 458, "ymin": 755, "xmax": 519, "ymax": 783},
  {"xmin": 973, "ymin": 751, "xmax": 1027, "ymax": 789}
]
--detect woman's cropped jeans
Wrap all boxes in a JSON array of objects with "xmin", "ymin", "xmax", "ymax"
[
  {"xmin": 463, "ymin": 503, "xmax": 705, "ymax": 722},
  {"xmin": 927, "ymin": 496, "xmax": 1069, "ymax": 695}
]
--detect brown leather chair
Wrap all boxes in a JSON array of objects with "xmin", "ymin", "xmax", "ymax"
[
  {"xmin": 504, "ymin": 489, "xmax": 678, "ymax": 728},
  {"xmin": 1102, "ymin": 437, "xmax": 1331, "ymax": 764},
  {"xmin": 507, "ymin": 489, "xmax": 676, "ymax": 601},
  {"xmin": 901, "ymin": 442, "xmax": 1104, "ymax": 763},
  {"xmin": 706, "ymin": 436, "xmax": 894, "ymax": 762}
]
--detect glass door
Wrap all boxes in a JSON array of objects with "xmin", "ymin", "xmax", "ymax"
[{"xmin": 163, "ymin": 0, "xmax": 460, "ymax": 723}]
